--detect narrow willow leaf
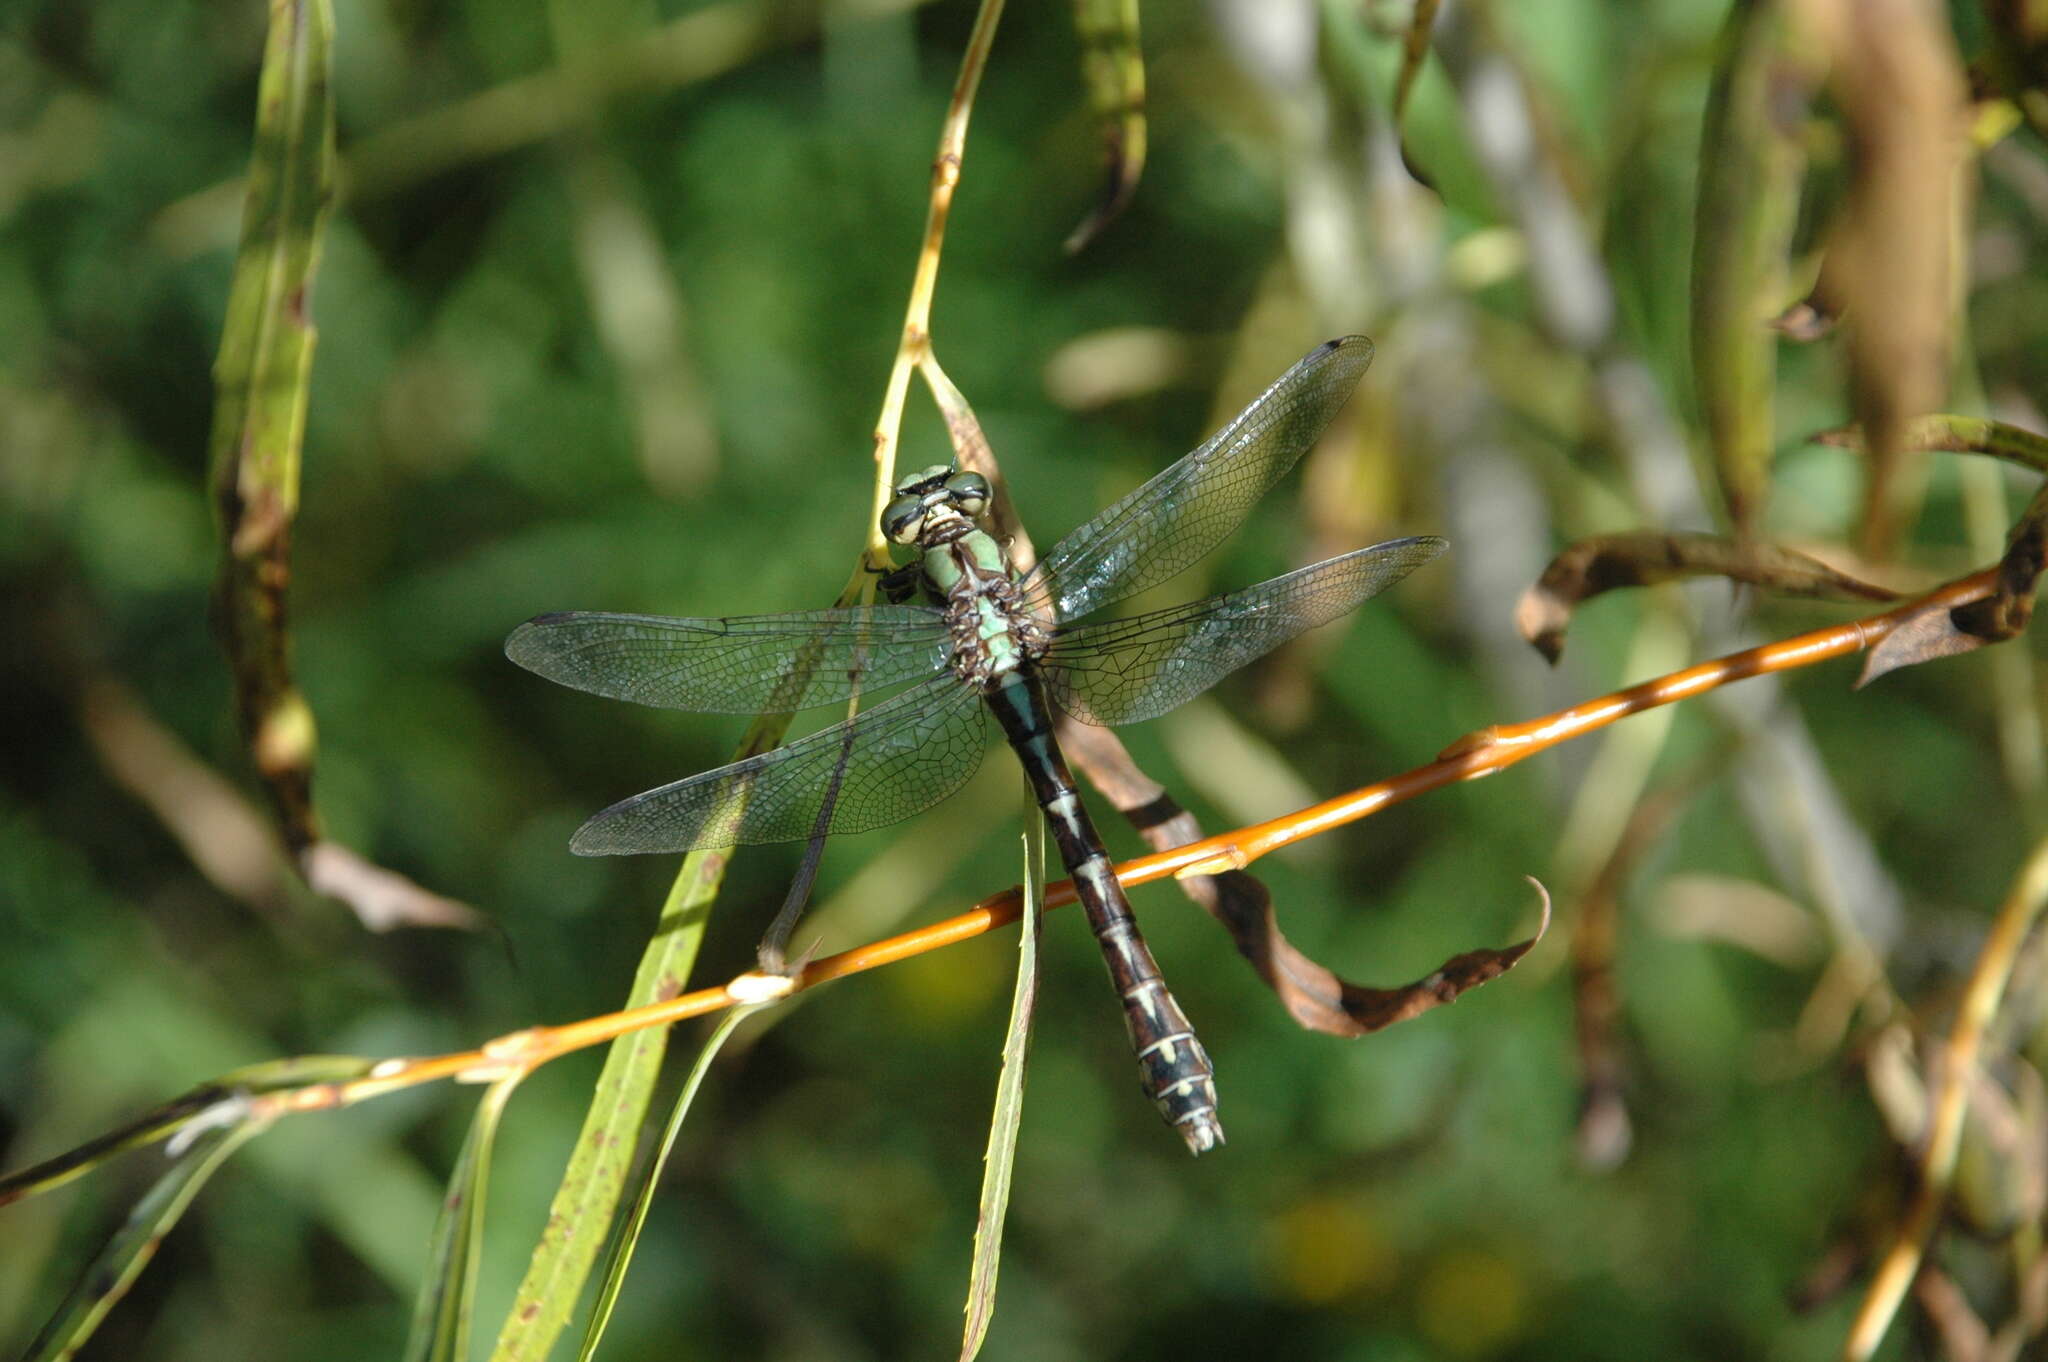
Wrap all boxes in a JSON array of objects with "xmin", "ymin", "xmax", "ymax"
[
  {"xmin": 1064, "ymin": 0, "xmax": 1145, "ymax": 253},
  {"xmin": 1801, "ymin": 0, "xmax": 1968, "ymax": 557},
  {"xmin": 0, "ymin": 1055, "xmax": 373, "ymax": 1208},
  {"xmin": 576, "ymin": 1004, "xmax": 767, "ymax": 1362},
  {"xmin": 493, "ymin": 580, "xmax": 874, "ymax": 1360},
  {"xmin": 207, "ymin": 0, "xmax": 335, "ymax": 854},
  {"xmin": 1690, "ymin": 0, "xmax": 1808, "ymax": 532},
  {"xmin": 23, "ymin": 1118, "xmax": 267, "ymax": 1362},
  {"xmin": 960, "ymin": 793, "xmax": 1044, "ymax": 1361},
  {"xmin": 486, "ymin": 864, "xmax": 709, "ymax": 1362},
  {"xmin": 405, "ymin": 1075, "xmax": 523, "ymax": 1362}
]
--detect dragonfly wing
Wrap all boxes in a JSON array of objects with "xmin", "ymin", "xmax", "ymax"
[
  {"xmin": 570, "ymin": 677, "xmax": 988, "ymax": 854},
  {"xmin": 1040, "ymin": 536, "xmax": 1445, "ymax": 727},
  {"xmin": 506, "ymin": 605, "xmax": 949, "ymax": 713},
  {"xmin": 1024, "ymin": 336, "xmax": 1376, "ymax": 621}
]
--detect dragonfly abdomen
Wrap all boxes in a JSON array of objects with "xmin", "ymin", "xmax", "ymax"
[{"xmin": 986, "ymin": 670, "xmax": 1224, "ymax": 1155}]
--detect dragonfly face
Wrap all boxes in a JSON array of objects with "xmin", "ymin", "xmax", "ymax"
[{"xmin": 880, "ymin": 466, "xmax": 992, "ymax": 546}]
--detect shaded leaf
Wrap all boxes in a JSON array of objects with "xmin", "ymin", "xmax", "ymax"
[
  {"xmin": 23, "ymin": 1118, "xmax": 267, "ymax": 1362},
  {"xmin": 1691, "ymin": 0, "xmax": 1811, "ymax": 531},
  {"xmin": 1517, "ymin": 532, "xmax": 1897, "ymax": 663},
  {"xmin": 406, "ymin": 1075, "xmax": 522, "ymax": 1362},
  {"xmin": 1390, "ymin": 0, "xmax": 1441, "ymax": 135},
  {"xmin": 1201, "ymin": 876, "xmax": 1551, "ymax": 1037},
  {"xmin": 0, "ymin": 1055, "xmax": 373, "ymax": 1208},
  {"xmin": 577, "ymin": 1004, "xmax": 766, "ymax": 1362},
  {"xmin": 208, "ymin": 0, "xmax": 335, "ymax": 855},
  {"xmin": 960, "ymin": 798, "xmax": 1043, "ymax": 1362},
  {"xmin": 1064, "ymin": 0, "xmax": 1146, "ymax": 253},
  {"xmin": 1794, "ymin": 0, "xmax": 1969, "ymax": 557},
  {"xmin": 487, "ymin": 852, "xmax": 719, "ymax": 1362}
]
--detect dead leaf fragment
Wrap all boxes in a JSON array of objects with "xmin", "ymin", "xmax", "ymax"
[{"xmin": 1519, "ymin": 532, "xmax": 1897, "ymax": 663}]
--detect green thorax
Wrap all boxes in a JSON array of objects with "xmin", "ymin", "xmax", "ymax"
[{"xmin": 919, "ymin": 525, "xmax": 1030, "ymax": 677}]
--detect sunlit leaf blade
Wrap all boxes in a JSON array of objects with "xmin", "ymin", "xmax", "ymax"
[
  {"xmin": 494, "ymin": 553, "xmax": 883, "ymax": 1360},
  {"xmin": 23, "ymin": 1118, "xmax": 267, "ymax": 1362},
  {"xmin": 0, "ymin": 1055, "xmax": 374, "ymax": 1208},
  {"xmin": 1516, "ymin": 532, "xmax": 1897, "ymax": 663},
  {"xmin": 576, "ymin": 1003, "xmax": 766, "ymax": 1362},
  {"xmin": 405, "ymin": 1076, "xmax": 522, "ymax": 1362},
  {"xmin": 207, "ymin": 0, "xmax": 335, "ymax": 854},
  {"xmin": 487, "ymin": 857, "xmax": 717, "ymax": 1362},
  {"xmin": 1064, "ymin": 0, "xmax": 1146, "ymax": 253},
  {"xmin": 1691, "ymin": 0, "xmax": 1807, "ymax": 533},
  {"xmin": 961, "ymin": 798, "xmax": 1044, "ymax": 1361}
]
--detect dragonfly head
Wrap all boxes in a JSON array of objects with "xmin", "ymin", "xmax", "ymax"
[{"xmin": 881, "ymin": 466, "xmax": 991, "ymax": 545}]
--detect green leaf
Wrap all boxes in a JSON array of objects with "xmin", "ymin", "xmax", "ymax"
[
  {"xmin": 485, "ymin": 856, "xmax": 718, "ymax": 1362},
  {"xmin": 576, "ymin": 1003, "xmax": 768, "ymax": 1362},
  {"xmin": 0, "ymin": 1055, "xmax": 373, "ymax": 1209},
  {"xmin": 1065, "ymin": 0, "xmax": 1146, "ymax": 253},
  {"xmin": 206, "ymin": 0, "xmax": 336, "ymax": 854},
  {"xmin": 23, "ymin": 1117, "xmax": 268, "ymax": 1362},
  {"xmin": 404, "ymin": 1075, "xmax": 523, "ymax": 1362},
  {"xmin": 959, "ymin": 789, "xmax": 1043, "ymax": 1361},
  {"xmin": 1691, "ymin": 0, "xmax": 1807, "ymax": 533}
]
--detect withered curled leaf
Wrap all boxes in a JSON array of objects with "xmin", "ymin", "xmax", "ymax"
[{"xmin": 1518, "ymin": 532, "xmax": 1897, "ymax": 663}]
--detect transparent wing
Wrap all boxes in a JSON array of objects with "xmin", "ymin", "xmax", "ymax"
[
  {"xmin": 570, "ymin": 677, "xmax": 988, "ymax": 854},
  {"xmin": 505, "ymin": 606, "xmax": 949, "ymax": 714},
  {"xmin": 1024, "ymin": 336, "xmax": 1376, "ymax": 621},
  {"xmin": 1040, "ymin": 536, "xmax": 1446, "ymax": 727}
]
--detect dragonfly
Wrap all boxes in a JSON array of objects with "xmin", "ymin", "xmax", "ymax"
[{"xmin": 507, "ymin": 336, "xmax": 1445, "ymax": 1154}]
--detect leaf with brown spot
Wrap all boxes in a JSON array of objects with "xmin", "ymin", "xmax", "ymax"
[
  {"xmin": 1064, "ymin": 0, "xmax": 1145, "ymax": 253},
  {"xmin": 1518, "ymin": 532, "xmax": 1898, "ymax": 663}
]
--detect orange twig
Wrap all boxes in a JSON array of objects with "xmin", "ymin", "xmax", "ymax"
[{"xmin": 252, "ymin": 567, "xmax": 2000, "ymax": 1121}]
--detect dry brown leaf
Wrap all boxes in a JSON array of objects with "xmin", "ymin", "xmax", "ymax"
[{"xmin": 1518, "ymin": 532, "xmax": 1897, "ymax": 663}]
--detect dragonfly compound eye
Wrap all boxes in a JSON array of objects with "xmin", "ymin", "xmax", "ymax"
[
  {"xmin": 944, "ymin": 471, "xmax": 990, "ymax": 516},
  {"xmin": 881, "ymin": 494, "xmax": 927, "ymax": 544}
]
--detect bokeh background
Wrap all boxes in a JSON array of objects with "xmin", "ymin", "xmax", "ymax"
[{"xmin": 4, "ymin": 1, "xmax": 2048, "ymax": 1359}]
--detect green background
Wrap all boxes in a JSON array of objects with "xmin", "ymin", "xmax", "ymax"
[{"xmin": 3, "ymin": 2, "xmax": 2043, "ymax": 1359}]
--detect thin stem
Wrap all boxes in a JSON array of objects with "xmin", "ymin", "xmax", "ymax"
[
  {"xmin": 863, "ymin": 0, "xmax": 1007, "ymax": 563},
  {"xmin": 1842, "ymin": 829, "xmax": 2048, "ymax": 1360},
  {"xmin": 246, "ymin": 567, "xmax": 1999, "ymax": 1123}
]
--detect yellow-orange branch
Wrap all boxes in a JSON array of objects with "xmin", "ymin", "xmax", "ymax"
[{"xmin": 258, "ymin": 567, "xmax": 1999, "ymax": 1120}]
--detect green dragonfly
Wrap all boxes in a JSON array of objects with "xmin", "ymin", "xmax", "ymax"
[{"xmin": 507, "ymin": 337, "xmax": 1444, "ymax": 1153}]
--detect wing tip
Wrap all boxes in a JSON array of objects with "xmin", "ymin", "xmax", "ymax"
[{"xmin": 503, "ymin": 612, "xmax": 575, "ymax": 663}]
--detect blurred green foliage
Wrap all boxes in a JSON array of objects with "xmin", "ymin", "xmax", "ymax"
[{"xmin": 3, "ymin": 1, "xmax": 2047, "ymax": 1359}]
